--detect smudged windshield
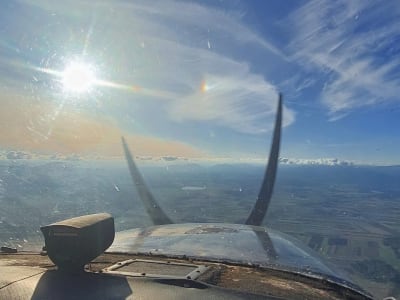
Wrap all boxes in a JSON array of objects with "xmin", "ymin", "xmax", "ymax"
[{"xmin": 0, "ymin": 0, "xmax": 399, "ymax": 298}]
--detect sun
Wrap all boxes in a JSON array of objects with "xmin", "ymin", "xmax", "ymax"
[{"xmin": 61, "ymin": 61, "xmax": 96, "ymax": 93}]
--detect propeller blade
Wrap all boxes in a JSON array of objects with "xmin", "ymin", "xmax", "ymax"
[
  {"xmin": 121, "ymin": 137, "xmax": 173, "ymax": 225},
  {"xmin": 245, "ymin": 93, "xmax": 282, "ymax": 226},
  {"xmin": 253, "ymin": 228, "xmax": 278, "ymax": 260}
]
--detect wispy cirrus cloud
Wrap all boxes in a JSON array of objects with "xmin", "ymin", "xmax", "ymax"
[
  {"xmin": 285, "ymin": 0, "xmax": 400, "ymax": 120},
  {"xmin": 169, "ymin": 63, "xmax": 294, "ymax": 134}
]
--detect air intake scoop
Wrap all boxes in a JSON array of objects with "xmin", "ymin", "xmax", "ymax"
[{"xmin": 41, "ymin": 213, "xmax": 115, "ymax": 272}]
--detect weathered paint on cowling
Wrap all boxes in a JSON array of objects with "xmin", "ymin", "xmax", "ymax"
[
  {"xmin": 109, "ymin": 223, "xmax": 370, "ymax": 295},
  {"xmin": 109, "ymin": 223, "xmax": 337, "ymax": 277}
]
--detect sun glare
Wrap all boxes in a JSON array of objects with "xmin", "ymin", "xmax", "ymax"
[{"xmin": 61, "ymin": 61, "xmax": 96, "ymax": 93}]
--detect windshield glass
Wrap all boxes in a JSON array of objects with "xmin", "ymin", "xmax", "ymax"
[{"xmin": 0, "ymin": 0, "xmax": 399, "ymax": 298}]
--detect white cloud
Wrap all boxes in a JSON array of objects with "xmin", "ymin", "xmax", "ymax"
[
  {"xmin": 169, "ymin": 66, "xmax": 295, "ymax": 133},
  {"xmin": 279, "ymin": 157, "xmax": 354, "ymax": 166},
  {"xmin": 127, "ymin": 156, "xmax": 356, "ymax": 166},
  {"xmin": 285, "ymin": 0, "xmax": 400, "ymax": 119}
]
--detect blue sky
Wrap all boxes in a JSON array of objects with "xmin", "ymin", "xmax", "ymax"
[{"xmin": 0, "ymin": 0, "xmax": 399, "ymax": 165}]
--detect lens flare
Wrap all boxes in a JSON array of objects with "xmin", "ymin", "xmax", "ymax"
[{"xmin": 36, "ymin": 58, "xmax": 171, "ymax": 99}]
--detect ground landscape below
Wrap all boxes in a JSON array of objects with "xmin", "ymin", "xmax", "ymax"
[{"xmin": 0, "ymin": 160, "xmax": 399, "ymax": 298}]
